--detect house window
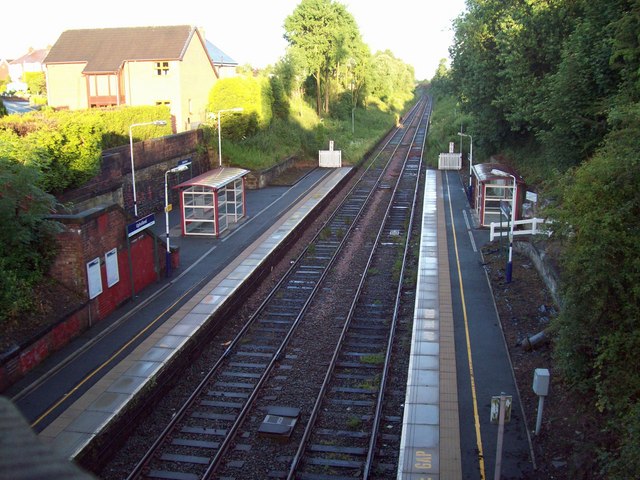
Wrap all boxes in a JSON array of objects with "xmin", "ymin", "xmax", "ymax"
[
  {"xmin": 155, "ymin": 61, "xmax": 169, "ymax": 76},
  {"xmin": 156, "ymin": 101, "xmax": 170, "ymax": 107}
]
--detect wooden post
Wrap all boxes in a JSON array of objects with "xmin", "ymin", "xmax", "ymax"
[{"xmin": 494, "ymin": 394, "xmax": 506, "ymax": 480}]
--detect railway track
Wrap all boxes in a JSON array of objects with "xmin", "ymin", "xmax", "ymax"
[
  {"xmin": 126, "ymin": 96, "xmax": 432, "ymax": 480},
  {"xmin": 286, "ymin": 97, "xmax": 430, "ymax": 479}
]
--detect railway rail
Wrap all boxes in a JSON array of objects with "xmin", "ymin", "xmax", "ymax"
[
  {"xmin": 125, "ymin": 96, "xmax": 432, "ymax": 480},
  {"xmin": 286, "ymin": 98, "xmax": 430, "ymax": 479}
]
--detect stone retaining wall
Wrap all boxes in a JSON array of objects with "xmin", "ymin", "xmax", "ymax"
[{"xmin": 244, "ymin": 156, "xmax": 298, "ymax": 189}]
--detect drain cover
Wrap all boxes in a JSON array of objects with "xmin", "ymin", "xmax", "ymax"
[{"xmin": 258, "ymin": 406, "xmax": 300, "ymax": 440}]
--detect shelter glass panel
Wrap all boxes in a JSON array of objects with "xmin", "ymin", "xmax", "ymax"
[
  {"xmin": 182, "ymin": 187, "xmax": 216, "ymax": 236},
  {"xmin": 218, "ymin": 187, "xmax": 228, "ymax": 234},
  {"xmin": 483, "ymin": 182, "xmax": 514, "ymax": 226}
]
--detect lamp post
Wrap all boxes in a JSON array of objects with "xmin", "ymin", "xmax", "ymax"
[
  {"xmin": 458, "ymin": 132, "xmax": 473, "ymax": 189},
  {"xmin": 491, "ymin": 169, "xmax": 517, "ymax": 283},
  {"xmin": 129, "ymin": 120, "xmax": 167, "ymax": 217},
  {"xmin": 164, "ymin": 164, "xmax": 189, "ymax": 277},
  {"xmin": 216, "ymin": 108, "xmax": 243, "ymax": 167}
]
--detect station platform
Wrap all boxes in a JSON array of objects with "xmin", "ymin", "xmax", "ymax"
[
  {"xmin": 397, "ymin": 169, "xmax": 462, "ymax": 478},
  {"xmin": 34, "ymin": 167, "xmax": 352, "ymax": 460}
]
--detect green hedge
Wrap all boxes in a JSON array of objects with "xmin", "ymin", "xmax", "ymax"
[{"xmin": 0, "ymin": 105, "xmax": 171, "ymax": 193}]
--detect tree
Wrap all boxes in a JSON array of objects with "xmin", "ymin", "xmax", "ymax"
[
  {"xmin": 537, "ymin": 0, "xmax": 622, "ymax": 168},
  {"xmin": 24, "ymin": 71, "xmax": 46, "ymax": 96},
  {"xmin": 283, "ymin": 0, "xmax": 363, "ymax": 115},
  {"xmin": 367, "ymin": 50, "xmax": 415, "ymax": 111}
]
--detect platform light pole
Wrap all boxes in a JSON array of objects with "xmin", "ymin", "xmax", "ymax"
[
  {"xmin": 491, "ymin": 169, "xmax": 517, "ymax": 282},
  {"xmin": 458, "ymin": 132, "xmax": 473, "ymax": 189},
  {"xmin": 129, "ymin": 120, "xmax": 167, "ymax": 217},
  {"xmin": 217, "ymin": 108, "xmax": 243, "ymax": 167},
  {"xmin": 164, "ymin": 164, "xmax": 189, "ymax": 277}
]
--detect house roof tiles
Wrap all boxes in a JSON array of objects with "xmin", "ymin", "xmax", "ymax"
[
  {"xmin": 10, "ymin": 48, "xmax": 50, "ymax": 65},
  {"xmin": 44, "ymin": 25, "xmax": 198, "ymax": 73}
]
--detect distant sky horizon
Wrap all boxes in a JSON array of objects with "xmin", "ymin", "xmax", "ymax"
[{"xmin": 0, "ymin": 0, "xmax": 467, "ymax": 80}]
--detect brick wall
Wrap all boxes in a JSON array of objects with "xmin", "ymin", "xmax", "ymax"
[
  {"xmin": 49, "ymin": 204, "xmax": 168, "ymax": 314},
  {"xmin": 58, "ymin": 129, "xmax": 213, "ymax": 216}
]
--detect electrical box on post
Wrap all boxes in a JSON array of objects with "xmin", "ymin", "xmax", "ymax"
[{"xmin": 533, "ymin": 368, "xmax": 550, "ymax": 396}]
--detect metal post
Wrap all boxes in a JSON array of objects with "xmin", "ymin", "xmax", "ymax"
[
  {"xmin": 535, "ymin": 395, "xmax": 545, "ymax": 435},
  {"xmin": 491, "ymin": 169, "xmax": 517, "ymax": 283},
  {"xmin": 500, "ymin": 205, "xmax": 504, "ymax": 256},
  {"xmin": 217, "ymin": 113, "xmax": 222, "ymax": 167},
  {"xmin": 352, "ymin": 107, "xmax": 355, "ymax": 135},
  {"xmin": 506, "ymin": 174, "xmax": 516, "ymax": 283},
  {"xmin": 129, "ymin": 120, "xmax": 167, "ymax": 217},
  {"xmin": 164, "ymin": 164, "xmax": 189, "ymax": 277},
  {"xmin": 469, "ymin": 134, "xmax": 473, "ymax": 189},
  {"xmin": 165, "ymin": 170, "xmax": 172, "ymax": 277},
  {"xmin": 129, "ymin": 126, "xmax": 138, "ymax": 217},
  {"xmin": 458, "ymin": 132, "xmax": 473, "ymax": 197}
]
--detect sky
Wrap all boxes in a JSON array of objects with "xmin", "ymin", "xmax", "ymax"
[{"xmin": 0, "ymin": 0, "xmax": 467, "ymax": 80}]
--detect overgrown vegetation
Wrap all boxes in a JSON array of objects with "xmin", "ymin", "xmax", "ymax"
[
  {"xmin": 0, "ymin": 105, "xmax": 172, "ymax": 193},
  {"xmin": 0, "ymin": 159, "xmax": 63, "ymax": 321},
  {"xmin": 442, "ymin": 0, "xmax": 640, "ymax": 475}
]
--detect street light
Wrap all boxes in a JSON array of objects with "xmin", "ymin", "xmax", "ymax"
[
  {"xmin": 458, "ymin": 132, "xmax": 473, "ymax": 189},
  {"xmin": 491, "ymin": 168, "xmax": 517, "ymax": 283},
  {"xmin": 216, "ymin": 108, "xmax": 243, "ymax": 167},
  {"xmin": 129, "ymin": 120, "xmax": 167, "ymax": 217},
  {"xmin": 164, "ymin": 164, "xmax": 189, "ymax": 277}
]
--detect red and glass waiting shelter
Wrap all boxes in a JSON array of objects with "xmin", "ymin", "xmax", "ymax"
[
  {"xmin": 174, "ymin": 167, "xmax": 249, "ymax": 237},
  {"xmin": 471, "ymin": 163, "xmax": 525, "ymax": 227}
]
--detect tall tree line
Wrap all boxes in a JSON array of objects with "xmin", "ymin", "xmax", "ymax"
[
  {"xmin": 448, "ymin": 0, "xmax": 640, "ymax": 476},
  {"xmin": 282, "ymin": 0, "xmax": 414, "ymax": 116}
]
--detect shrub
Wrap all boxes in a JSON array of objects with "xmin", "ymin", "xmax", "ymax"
[
  {"xmin": 208, "ymin": 76, "xmax": 274, "ymax": 141},
  {"xmin": 0, "ymin": 158, "xmax": 62, "ymax": 321},
  {"xmin": 0, "ymin": 105, "xmax": 171, "ymax": 193}
]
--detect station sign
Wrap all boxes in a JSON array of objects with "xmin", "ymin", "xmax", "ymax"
[
  {"xmin": 127, "ymin": 213, "xmax": 155, "ymax": 238},
  {"xmin": 490, "ymin": 395, "xmax": 512, "ymax": 423}
]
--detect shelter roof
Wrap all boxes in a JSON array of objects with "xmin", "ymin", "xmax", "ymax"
[
  {"xmin": 44, "ymin": 25, "xmax": 200, "ymax": 73},
  {"xmin": 472, "ymin": 163, "xmax": 525, "ymax": 184},
  {"xmin": 174, "ymin": 167, "xmax": 249, "ymax": 191}
]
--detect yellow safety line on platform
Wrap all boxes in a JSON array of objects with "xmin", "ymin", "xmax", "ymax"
[
  {"xmin": 30, "ymin": 284, "xmax": 200, "ymax": 429},
  {"xmin": 445, "ymin": 172, "xmax": 486, "ymax": 479}
]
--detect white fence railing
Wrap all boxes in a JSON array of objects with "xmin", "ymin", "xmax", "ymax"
[
  {"xmin": 438, "ymin": 153, "xmax": 462, "ymax": 170},
  {"xmin": 489, "ymin": 217, "xmax": 552, "ymax": 241}
]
